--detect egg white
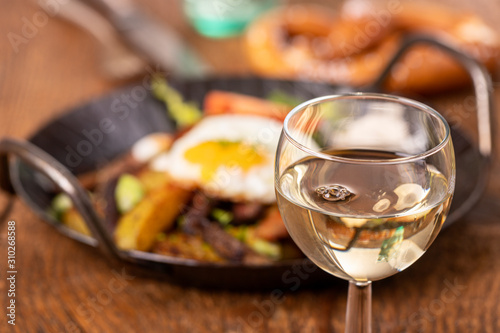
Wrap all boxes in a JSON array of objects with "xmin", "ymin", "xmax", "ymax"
[{"xmin": 151, "ymin": 114, "xmax": 283, "ymax": 203}]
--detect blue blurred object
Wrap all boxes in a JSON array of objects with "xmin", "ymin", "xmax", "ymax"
[{"xmin": 183, "ymin": 0, "xmax": 278, "ymax": 38}]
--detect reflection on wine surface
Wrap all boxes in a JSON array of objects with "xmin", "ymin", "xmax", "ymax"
[{"xmin": 276, "ymin": 149, "xmax": 453, "ymax": 282}]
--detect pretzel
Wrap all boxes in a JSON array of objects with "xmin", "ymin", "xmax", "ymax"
[{"xmin": 244, "ymin": 2, "xmax": 500, "ymax": 93}]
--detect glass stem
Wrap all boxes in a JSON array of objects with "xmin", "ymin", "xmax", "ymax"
[{"xmin": 345, "ymin": 280, "xmax": 372, "ymax": 333}]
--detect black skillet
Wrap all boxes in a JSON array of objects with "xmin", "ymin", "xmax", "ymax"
[{"xmin": 0, "ymin": 36, "xmax": 494, "ymax": 289}]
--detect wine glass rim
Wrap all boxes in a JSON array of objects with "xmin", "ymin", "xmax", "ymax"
[{"xmin": 282, "ymin": 93, "xmax": 451, "ymax": 165}]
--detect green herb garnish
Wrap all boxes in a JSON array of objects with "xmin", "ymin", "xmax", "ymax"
[
  {"xmin": 151, "ymin": 76, "xmax": 202, "ymax": 127},
  {"xmin": 250, "ymin": 239, "xmax": 281, "ymax": 260},
  {"xmin": 266, "ymin": 90, "xmax": 303, "ymax": 108},
  {"xmin": 115, "ymin": 174, "xmax": 145, "ymax": 214},
  {"xmin": 211, "ymin": 208, "xmax": 233, "ymax": 226},
  {"xmin": 50, "ymin": 193, "xmax": 72, "ymax": 220}
]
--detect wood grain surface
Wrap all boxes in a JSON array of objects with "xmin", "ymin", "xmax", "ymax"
[{"xmin": 1, "ymin": 0, "xmax": 500, "ymax": 332}]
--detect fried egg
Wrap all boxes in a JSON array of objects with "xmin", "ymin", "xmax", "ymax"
[{"xmin": 151, "ymin": 114, "xmax": 283, "ymax": 203}]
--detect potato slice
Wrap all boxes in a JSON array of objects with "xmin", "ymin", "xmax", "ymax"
[
  {"xmin": 61, "ymin": 208, "xmax": 91, "ymax": 236},
  {"xmin": 114, "ymin": 182, "xmax": 192, "ymax": 251},
  {"xmin": 136, "ymin": 169, "xmax": 172, "ymax": 193}
]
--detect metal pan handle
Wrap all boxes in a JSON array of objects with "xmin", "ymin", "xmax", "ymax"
[
  {"xmin": 369, "ymin": 34, "xmax": 495, "ymax": 159},
  {"xmin": 0, "ymin": 138, "xmax": 125, "ymax": 263}
]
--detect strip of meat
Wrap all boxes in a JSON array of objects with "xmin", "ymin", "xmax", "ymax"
[
  {"xmin": 182, "ymin": 192, "xmax": 271, "ymax": 264},
  {"xmin": 232, "ymin": 202, "xmax": 265, "ymax": 225}
]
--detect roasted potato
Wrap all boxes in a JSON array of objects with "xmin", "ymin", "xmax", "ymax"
[{"xmin": 114, "ymin": 182, "xmax": 192, "ymax": 251}]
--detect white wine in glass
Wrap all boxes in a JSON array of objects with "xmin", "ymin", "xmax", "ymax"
[{"xmin": 275, "ymin": 94, "xmax": 455, "ymax": 332}]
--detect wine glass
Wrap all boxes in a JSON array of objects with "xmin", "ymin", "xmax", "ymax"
[{"xmin": 275, "ymin": 93, "xmax": 455, "ymax": 332}]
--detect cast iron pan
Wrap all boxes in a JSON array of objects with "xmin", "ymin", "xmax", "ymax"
[{"xmin": 0, "ymin": 36, "xmax": 494, "ymax": 289}]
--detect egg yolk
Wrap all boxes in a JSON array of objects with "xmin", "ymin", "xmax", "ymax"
[{"xmin": 184, "ymin": 140, "xmax": 265, "ymax": 181}]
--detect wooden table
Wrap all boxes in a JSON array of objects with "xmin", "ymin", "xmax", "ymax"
[{"xmin": 1, "ymin": 0, "xmax": 500, "ymax": 332}]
